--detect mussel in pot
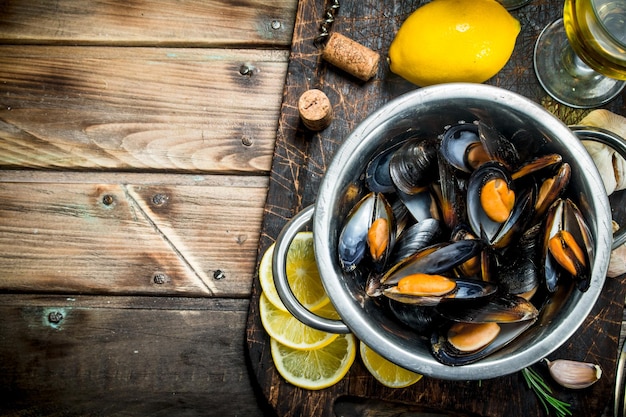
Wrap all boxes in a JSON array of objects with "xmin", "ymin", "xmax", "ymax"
[
  {"xmin": 338, "ymin": 192, "xmax": 395, "ymax": 272},
  {"xmin": 543, "ymin": 198, "xmax": 594, "ymax": 292},
  {"xmin": 334, "ymin": 118, "xmax": 596, "ymax": 367}
]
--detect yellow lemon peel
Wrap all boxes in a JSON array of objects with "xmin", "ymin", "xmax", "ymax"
[{"xmin": 388, "ymin": 0, "xmax": 520, "ymax": 86}]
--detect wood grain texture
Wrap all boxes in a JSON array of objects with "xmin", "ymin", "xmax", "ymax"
[
  {"xmin": 0, "ymin": 174, "xmax": 268, "ymax": 297},
  {"xmin": 0, "ymin": 46, "xmax": 288, "ymax": 173},
  {"xmin": 0, "ymin": 294, "xmax": 271, "ymax": 417},
  {"xmin": 246, "ymin": 0, "xmax": 626, "ymax": 416},
  {"xmin": 0, "ymin": 0, "xmax": 297, "ymax": 47}
]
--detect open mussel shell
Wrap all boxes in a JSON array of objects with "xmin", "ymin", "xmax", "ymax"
[
  {"xmin": 467, "ymin": 161, "xmax": 534, "ymax": 248},
  {"xmin": 430, "ymin": 318, "xmax": 537, "ymax": 366},
  {"xmin": 511, "ymin": 154, "xmax": 571, "ymax": 225},
  {"xmin": 365, "ymin": 141, "xmax": 404, "ymax": 193},
  {"xmin": 383, "ymin": 277, "xmax": 498, "ymax": 306},
  {"xmin": 435, "ymin": 155, "xmax": 468, "ymax": 230},
  {"xmin": 338, "ymin": 191, "xmax": 396, "ymax": 272},
  {"xmin": 436, "ymin": 294, "xmax": 539, "ymax": 323},
  {"xmin": 439, "ymin": 121, "xmax": 486, "ymax": 173},
  {"xmin": 381, "ymin": 239, "xmax": 482, "ymax": 286},
  {"xmin": 543, "ymin": 198, "xmax": 594, "ymax": 292}
]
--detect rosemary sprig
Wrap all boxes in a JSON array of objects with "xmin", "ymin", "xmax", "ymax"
[{"xmin": 522, "ymin": 367, "xmax": 572, "ymax": 417}]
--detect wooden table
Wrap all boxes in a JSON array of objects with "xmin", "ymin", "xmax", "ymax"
[
  {"xmin": 1, "ymin": 1, "xmax": 625, "ymax": 416},
  {"xmin": 0, "ymin": 1, "xmax": 296, "ymax": 415}
]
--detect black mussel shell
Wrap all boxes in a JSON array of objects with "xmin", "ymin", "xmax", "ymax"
[
  {"xmin": 366, "ymin": 141, "xmax": 404, "ymax": 193},
  {"xmin": 389, "ymin": 218, "xmax": 442, "ymax": 266},
  {"xmin": 477, "ymin": 121, "xmax": 520, "ymax": 172},
  {"xmin": 383, "ymin": 277, "xmax": 497, "ymax": 306},
  {"xmin": 386, "ymin": 300, "xmax": 440, "ymax": 335},
  {"xmin": 396, "ymin": 187, "xmax": 441, "ymax": 223},
  {"xmin": 381, "ymin": 240, "xmax": 482, "ymax": 286},
  {"xmin": 436, "ymin": 294, "xmax": 539, "ymax": 323},
  {"xmin": 467, "ymin": 161, "xmax": 534, "ymax": 248},
  {"xmin": 338, "ymin": 193, "xmax": 375, "ymax": 272},
  {"xmin": 430, "ymin": 319, "xmax": 536, "ymax": 366},
  {"xmin": 435, "ymin": 154, "xmax": 468, "ymax": 230},
  {"xmin": 389, "ymin": 137, "xmax": 440, "ymax": 195},
  {"xmin": 497, "ymin": 256, "xmax": 541, "ymax": 297},
  {"xmin": 439, "ymin": 121, "xmax": 486, "ymax": 173},
  {"xmin": 542, "ymin": 198, "xmax": 594, "ymax": 292},
  {"xmin": 338, "ymin": 192, "xmax": 396, "ymax": 272}
]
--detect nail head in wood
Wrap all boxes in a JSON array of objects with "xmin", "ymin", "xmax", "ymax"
[
  {"xmin": 152, "ymin": 193, "xmax": 168, "ymax": 206},
  {"xmin": 298, "ymin": 89, "xmax": 333, "ymax": 131},
  {"xmin": 48, "ymin": 311, "xmax": 63, "ymax": 324},
  {"xmin": 102, "ymin": 194, "xmax": 115, "ymax": 206}
]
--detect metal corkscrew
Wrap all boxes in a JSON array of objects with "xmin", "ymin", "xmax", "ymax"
[{"xmin": 314, "ymin": 0, "xmax": 340, "ymax": 48}]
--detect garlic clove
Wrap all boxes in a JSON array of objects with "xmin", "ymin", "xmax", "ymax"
[
  {"xmin": 582, "ymin": 140, "xmax": 618, "ymax": 195},
  {"xmin": 610, "ymin": 221, "xmax": 626, "ymax": 278},
  {"xmin": 579, "ymin": 109, "xmax": 626, "ymax": 194},
  {"xmin": 579, "ymin": 109, "xmax": 626, "ymax": 139},
  {"xmin": 544, "ymin": 358, "xmax": 602, "ymax": 389},
  {"xmin": 609, "ymin": 244, "xmax": 626, "ymax": 278}
]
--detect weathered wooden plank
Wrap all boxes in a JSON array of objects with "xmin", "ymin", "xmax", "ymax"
[
  {"xmin": 0, "ymin": 176, "xmax": 267, "ymax": 296},
  {"xmin": 0, "ymin": 294, "xmax": 270, "ymax": 417},
  {"xmin": 0, "ymin": 0, "xmax": 297, "ymax": 47},
  {"xmin": 0, "ymin": 46, "xmax": 288, "ymax": 172}
]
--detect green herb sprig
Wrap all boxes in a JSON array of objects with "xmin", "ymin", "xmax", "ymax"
[{"xmin": 522, "ymin": 367, "xmax": 572, "ymax": 417}]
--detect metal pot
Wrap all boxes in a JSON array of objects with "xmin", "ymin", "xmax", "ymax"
[{"xmin": 273, "ymin": 83, "xmax": 626, "ymax": 380}]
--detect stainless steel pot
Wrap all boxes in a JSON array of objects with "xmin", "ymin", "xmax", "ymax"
[{"xmin": 273, "ymin": 83, "xmax": 626, "ymax": 380}]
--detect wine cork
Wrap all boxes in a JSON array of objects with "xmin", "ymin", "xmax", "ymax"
[
  {"xmin": 298, "ymin": 89, "xmax": 333, "ymax": 131},
  {"xmin": 321, "ymin": 32, "xmax": 380, "ymax": 81}
]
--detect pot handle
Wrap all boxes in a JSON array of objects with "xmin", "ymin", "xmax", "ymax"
[
  {"xmin": 571, "ymin": 126, "xmax": 626, "ymax": 249},
  {"xmin": 272, "ymin": 205, "xmax": 351, "ymax": 334}
]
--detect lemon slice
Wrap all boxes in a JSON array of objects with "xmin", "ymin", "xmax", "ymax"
[
  {"xmin": 259, "ymin": 231, "xmax": 329, "ymax": 311},
  {"xmin": 314, "ymin": 299, "xmax": 341, "ymax": 320},
  {"xmin": 359, "ymin": 341, "xmax": 423, "ymax": 388},
  {"xmin": 259, "ymin": 292, "xmax": 339, "ymax": 350},
  {"xmin": 270, "ymin": 333, "xmax": 357, "ymax": 390}
]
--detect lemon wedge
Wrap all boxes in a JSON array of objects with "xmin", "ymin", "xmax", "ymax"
[
  {"xmin": 259, "ymin": 292, "xmax": 339, "ymax": 350},
  {"xmin": 258, "ymin": 232, "xmax": 329, "ymax": 311},
  {"xmin": 270, "ymin": 333, "xmax": 357, "ymax": 390},
  {"xmin": 360, "ymin": 341, "xmax": 423, "ymax": 388}
]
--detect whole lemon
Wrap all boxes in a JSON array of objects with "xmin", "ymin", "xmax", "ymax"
[{"xmin": 388, "ymin": 0, "xmax": 521, "ymax": 86}]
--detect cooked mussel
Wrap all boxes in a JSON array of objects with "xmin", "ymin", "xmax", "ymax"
[
  {"xmin": 439, "ymin": 121, "xmax": 489, "ymax": 173},
  {"xmin": 430, "ymin": 319, "xmax": 536, "ymax": 366},
  {"xmin": 366, "ymin": 141, "xmax": 404, "ymax": 193},
  {"xmin": 431, "ymin": 293, "xmax": 538, "ymax": 366},
  {"xmin": 383, "ymin": 274, "xmax": 497, "ymax": 306},
  {"xmin": 467, "ymin": 162, "xmax": 534, "ymax": 248},
  {"xmin": 389, "ymin": 137, "xmax": 440, "ymax": 195},
  {"xmin": 436, "ymin": 294, "xmax": 539, "ymax": 323},
  {"xmin": 381, "ymin": 240, "xmax": 483, "ymax": 286},
  {"xmin": 543, "ymin": 198, "xmax": 594, "ymax": 292},
  {"xmin": 338, "ymin": 192, "xmax": 396, "ymax": 272},
  {"xmin": 477, "ymin": 120, "xmax": 520, "ymax": 172}
]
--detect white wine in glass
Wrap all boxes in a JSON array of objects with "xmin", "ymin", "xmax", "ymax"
[{"xmin": 533, "ymin": 0, "xmax": 626, "ymax": 108}]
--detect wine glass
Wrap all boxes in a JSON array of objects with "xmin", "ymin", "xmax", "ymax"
[{"xmin": 533, "ymin": 0, "xmax": 626, "ymax": 108}]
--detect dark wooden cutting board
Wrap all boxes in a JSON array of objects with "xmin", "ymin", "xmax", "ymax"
[{"xmin": 246, "ymin": 1, "xmax": 626, "ymax": 416}]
